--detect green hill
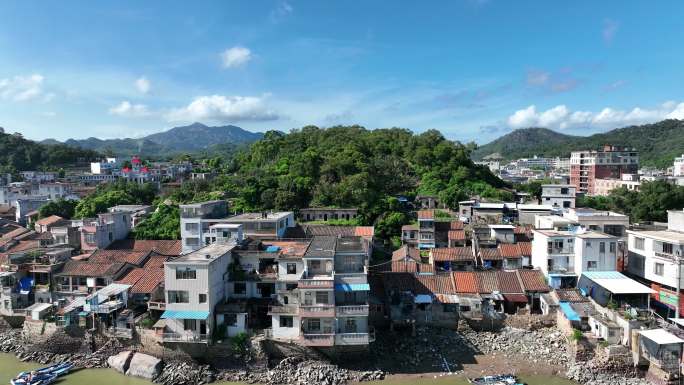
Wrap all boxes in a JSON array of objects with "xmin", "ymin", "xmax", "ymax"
[
  {"xmin": 472, "ymin": 119, "xmax": 684, "ymax": 168},
  {"xmin": 0, "ymin": 131, "xmax": 99, "ymax": 173}
]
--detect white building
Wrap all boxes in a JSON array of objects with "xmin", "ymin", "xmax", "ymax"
[
  {"xmin": 674, "ymin": 155, "xmax": 684, "ymax": 177},
  {"xmin": 541, "ymin": 184, "xmax": 576, "ymax": 209},
  {"xmin": 161, "ymin": 243, "xmax": 235, "ymax": 344},
  {"xmin": 90, "ymin": 158, "xmax": 119, "ymax": 174},
  {"xmin": 626, "ymin": 209, "xmax": 684, "ymax": 317},
  {"xmin": 532, "ymin": 229, "xmax": 618, "ymax": 289},
  {"xmin": 563, "ymin": 208, "xmax": 629, "ymax": 237}
]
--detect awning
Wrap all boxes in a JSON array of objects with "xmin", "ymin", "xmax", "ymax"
[
  {"xmin": 503, "ymin": 294, "xmax": 528, "ymax": 303},
  {"xmin": 435, "ymin": 294, "xmax": 459, "ymax": 304},
  {"xmin": 581, "ymin": 271, "xmax": 655, "ymax": 295},
  {"xmin": 639, "ymin": 329, "xmax": 684, "ymax": 345},
  {"xmin": 161, "ymin": 310, "xmax": 210, "ymax": 320},
  {"xmin": 559, "ymin": 302, "xmax": 580, "ymax": 322},
  {"xmin": 414, "ymin": 294, "xmax": 432, "ymax": 304},
  {"xmin": 334, "ymin": 283, "xmax": 370, "ymax": 292}
]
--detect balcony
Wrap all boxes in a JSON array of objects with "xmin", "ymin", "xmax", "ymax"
[
  {"xmin": 336, "ymin": 305, "xmax": 369, "ymax": 316},
  {"xmin": 299, "ymin": 276, "xmax": 334, "ymax": 289},
  {"xmin": 300, "ymin": 333, "xmax": 335, "ymax": 347},
  {"xmin": 300, "ymin": 305, "xmax": 335, "ymax": 318},
  {"xmin": 161, "ymin": 332, "xmax": 209, "ymax": 343},
  {"xmin": 335, "ymin": 331, "xmax": 374, "ymax": 346},
  {"xmin": 85, "ymin": 299, "xmax": 124, "ymax": 313},
  {"xmin": 148, "ymin": 301, "xmax": 166, "ymax": 311},
  {"xmin": 268, "ymin": 304, "xmax": 299, "ymax": 315}
]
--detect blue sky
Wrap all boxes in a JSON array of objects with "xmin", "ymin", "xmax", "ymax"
[{"xmin": 1, "ymin": 1, "xmax": 684, "ymax": 143}]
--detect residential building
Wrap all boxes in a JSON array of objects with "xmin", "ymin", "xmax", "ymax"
[
  {"xmin": 594, "ymin": 174, "xmax": 641, "ymax": 196},
  {"xmin": 532, "ymin": 229, "xmax": 618, "ymax": 289},
  {"xmin": 90, "ymin": 157, "xmax": 119, "ymax": 174},
  {"xmin": 80, "ymin": 211, "xmax": 132, "ymax": 252},
  {"xmin": 299, "ymin": 207, "xmax": 358, "ymax": 222},
  {"xmin": 674, "ymin": 154, "xmax": 684, "ymax": 177},
  {"xmin": 223, "ymin": 211, "xmax": 295, "ymax": 240},
  {"xmin": 417, "ymin": 210, "xmax": 435, "ymax": 249},
  {"xmin": 108, "ymin": 205, "xmax": 153, "ymax": 228},
  {"xmin": 15, "ymin": 197, "xmax": 49, "ymax": 225},
  {"xmin": 540, "ymin": 184, "xmax": 576, "ymax": 209},
  {"xmin": 563, "ymin": 208, "xmax": 629, "ymax": 237},
  {"xmin": 161, "ymin": 243, "xmax": 235, "ymax": 344},
  {"xmin": 400, "ymin": 224, "xmax": 419, "ymax": 247},
  {"xmin": 517, "ymin": 204, "xmax": 554, "ymax": 225},
  {"xmin": 19, "ymin": 171, "xmax": 58, "ymax": 183},
  {"xmin": 626, "ymin": 209, "xmax": 684, "ymax": 317},
  {"xmin": 570, "ymin": 146, "xmax": 639, "ymax": 195}
]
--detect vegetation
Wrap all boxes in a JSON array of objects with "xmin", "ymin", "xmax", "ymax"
[
  {"xmin": 74, "ymin": 181, "xmax": 157, "ymax": 218},
  {"xmin": 132, "ymin": 204, "xmax": 181, "ymax": 240},
  {"xmin": 472, "ymin": 119, "xmax": 684, "ymax": 168},
  {"xmin": 0, "ymin": 131, "xmax": 98, "ymax": 175},
  {"xmin": 161, "ymin": 126, "xmax": 509, "ymax": 245},
  {"xmin": 577, "ymin": 180, "xmax": 684, "ymax": 222},
  {"xmin": 38, "ymin": 198, "xmax": 78, "ymax": 219},
  {"xmin": 570, "ymin": 329, "xmax": 583, "ymax": 342}
]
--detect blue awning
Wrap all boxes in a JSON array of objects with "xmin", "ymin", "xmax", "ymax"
[
  {"xmin": 161, "ymin": 310, "xmax": 210, "ymax": 320},
  {"xmin": 335, "ymin": 283, "xmax": 370, "ymax": 292},
  {"xmin": 559, "ymin": 302, "xmax": 580, "ymax": 322},
  {"xmin": 19, "ymin": 277, "xmax": 34, "ymax": 294},
  {"xmin": 265, "ymin": 246, "xmax": 280, "ymax": 253}
]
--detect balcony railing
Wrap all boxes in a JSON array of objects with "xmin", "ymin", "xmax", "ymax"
[
  {"xmin": 299, "ymin": 278, "xmax": 334, "ymax": 289},
  {"xmin": 300, "ymin": 333, "xmax": 335, "ymax": 347},
  {"xmin": 335, "ymin": 332, "xmax": 373, "ymax": 345},
  {"xmin": 300, "ymin": 305, "xmax": 335, "ymax": 317},
  {"xmin": 268, "ymin": 305, "xmax": 299, "ymax": 315},
  {"xmin": 161, "ymin": 332, "xmax": 209, "ymax": 343},
  {"xmin": 336, "ymin": 305, "xmax": 369, "ymax": 316},
  {"xmin": 85, "ymin": 299, "xmax": 124, "ymax": 313},
  {"xmin": 148, "ymin": 301, "xmax": 166, "ymax": 311}
]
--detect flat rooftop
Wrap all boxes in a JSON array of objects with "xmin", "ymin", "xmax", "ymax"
[
  {"xmin": 627, "ymin": 229, "xmax": 684, "ymax": 244},
  {"xmin": 169, "ymin": 243, "xmax": 234, "ymax": 264},
  {"xmin": 226, "ymin": 212, "xmax": 292, "ymax": 221}
]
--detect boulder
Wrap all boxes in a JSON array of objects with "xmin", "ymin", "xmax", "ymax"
[
  {"xmin": 126, "ymin": 352, "xmax": 163, "ymax": 380},
  {"xmin": 107, "ymin": 350, "xmax": 133, "ymax": 374}
]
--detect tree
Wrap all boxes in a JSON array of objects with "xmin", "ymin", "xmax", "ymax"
[
  {"xmin": 132, "ymin": 204, "xmax": 181, "ymax": 240},
  {"xmin": 38, "ymin": 199, "xmax": 77, "ymax": 219}
]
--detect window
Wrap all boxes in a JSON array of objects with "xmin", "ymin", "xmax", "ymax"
[
  {"xmin": 587, "ymin": 261, "xmax": 598, "ymax": 270},
  {"xmin": 280, "ymin": 316, "xmax": 293, "ymax": 328},
  {"xmin": 85, "ymin": 233, "xmax": 95, "ymax": 245},
  {"xmin": 345, "ymin": 318, "xmax": 357, "ymax": 333},
  {"xmin": 443, "ymin": 304, "xmax": 457, "ymax": 313},
  {"xmin": 185, "ymin": 223, "xmax": 199, "ymax": 232},
  {"xmin": 311, "ymin": 260, "xmax": 321, "ymax": 269},
  {"xmin": 459, "ymin": 305, "xmax": 471, "ymax": 312},
  {"xmin": 308, "ymin": 319, "xmax": 321, "ymax": 331},
  {"xmin": 234, "ymin": 282, "xmax": 246, "ymax": 295},
  {"xmin": 176, "ymin": 268, "xmax": 197, "ymax": 280},
  {"xmin": 663, "ymin": 242, "xmax": 674, "ymax": 255},
  {"xmin": 586, "ymin": 241, "xmax": 592, "ymax": 248},
  {"xmin": 560, "ymin": 187, "xmax": 569, "ymax": 195},
  {"xmin": 634, "ymin": 237, "xmax": 645, "ymax": 250},
  {"xmin": 563, "ymin": 201, "xmax": 571, "ymax": 208},
  {"xmin": 286, "ymin": 263, "xmax": 297, "ymax": 275},
  {"xmin": 315, "ymin": 291, "xmax": 328, "ymax": 304},
  {"xmin": 185, "ymin": 237, "xmax": 199, "ymax": 246},
  {"xmin": 599, "ymin": 242, "xmax": 605, "ymax": 253},
  {"xmin": 285, "ymin": 283, "xmax": 298, "ymax": 291},
  {"xmin": 199, "ymin": 293, "xmax": 207, "ymax": 303},
  {"xmin": 654, "ymin": 262, "xmax": 664, "ymax": 276},
  {"xmin": 224, "ymin": 314, "xmax": 237, "ymax": 327},
  {"xmin": 168, "ymin": 291, "xmax": 189, "ymax": 303},
  {"xmin": 183, "ymin": 319, "xmax": 196, "ymax": 331},
  {"xmin": 609, "ymin": 242, "xmax": 616, "ymax": 253}
]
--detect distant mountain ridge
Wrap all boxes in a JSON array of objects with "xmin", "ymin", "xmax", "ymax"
[
  {"xmin": 471, "ymin": 119, "xmax": 684, "ymax": 168},
  {"xmin": 43, "ymin": 122, "xmax": 263, "ymax": 158}
]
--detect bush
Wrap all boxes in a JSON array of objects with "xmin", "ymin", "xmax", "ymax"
[
  {"xmin": 570, "ymin": 329, "xmax": 583, "ymax": 342},
  {"xmin": 231, "ymin": 332, "xmax": 249, "ymax": 354}
]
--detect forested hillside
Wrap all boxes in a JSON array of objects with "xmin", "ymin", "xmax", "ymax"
[
  {"xmin": 0, "ymin": 131, "xmax": 99, "ymax": 174},
  {"xmin": 472, "ymin": 119, "xmax": 684, "ymax": 168}
]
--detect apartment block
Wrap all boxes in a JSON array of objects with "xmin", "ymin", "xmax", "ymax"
[
  {"xmin": 540, "ymin": 184, "xmax": 576, "ymax": 209},
  {"xmin": 417, "ymin": 210, "xmax": 435, "ymax": 249},
  {"xmin": 532, "ymin": 229, "xmax": 618, "ymax": 289},
  {"xmin": 626, "ymin": 210, "xmax": 684, "ymax": 316},
  {"xmin": 80, "ymin": 211, "xmax": 132, "ymax": 252},
  {"xmin": 570, "ymin": 145, "xmax": 639, "ymax": 195},
  {"xmin": 675, "ymin": 154, "xmax": 684, "ymax": 177}
]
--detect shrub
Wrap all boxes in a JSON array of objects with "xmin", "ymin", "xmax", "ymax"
[{"xmin": 570, "ymin": 329, "xmax": 583, "ymax": 342}]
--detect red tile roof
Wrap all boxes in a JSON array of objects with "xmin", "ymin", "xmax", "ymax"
[
  {"xmin": 116, "ymin": 268, "xmax": 164, "ymax": 294},
  {"xmin": 416, "ymin": 274, "xmax": 456, "ymax": 294},
  {"xmin": 431, "ymin": 247, "xmax": 473, "ymax": 262},
  {"xmin": 353, "ymin": 226, "xmax": 375, "ymax": 238},
  {"xmin": 450, "ymin": 221, "xmax": 464, "ymax": 230},
  {"xmin": 143, "ymin": 253, "xmax": 170, "ymax": 269},
  {"xmin": 448, "ymin": 230, "xmax": 466, "ymax": 241},
  {"xmin": 453, "ymin": 271, "xmax": 478, "ymax": 293},
  {"xmin": 498, "ymin": 244, "xmax": 523, "ymax": 258},
  {"xmin": 391, "ymin": 245, "xmax": 421, "ymax": 262},
  {"xmin": 89, "ymin": 249, "xmax": 149, "ymax": 266},
  {"xmin": 475, "ymin": 271, "xmax": 499, "ymax": 293},
  {"xmin": 106, "ymin": 239, "xmax": 181, "ymax": 256},
  {"xmin": 391, "ymin": 261, "xmax": 434, "ymax": 274},
  {"xmin": 479, "ymin": 248, "xmax": 502, "ymax": 260},
  {"xmin": 35, "ymin": 215, "xmax": 64, "ymax": 227},
  {"xmin": 497, "ymin": 270, "xmax": 524, "ymax": 293},
  {"xmin": 417, "ymin": 210, "xmax": 434, "ymax": 220},
  {"xmin": 58, "ymin": 261, "xmax": 127, "ymax": 277},
  {"xmin": 517, "ymin": 269, "xmax": 550, "ymax": 292},
  {"xmin": 518, "ymin": 242, "xmax": 532, "ymax": 256}
]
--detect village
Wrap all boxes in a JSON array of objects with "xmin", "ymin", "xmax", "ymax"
[{"xmin": 0, "ymin": 146, "xmax": 682, "ymax": 385}]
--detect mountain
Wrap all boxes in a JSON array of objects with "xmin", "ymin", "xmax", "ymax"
[
  {"xmin": 44, "ymin": 123, "xmax": 263, "ymax": 159},
  {"xmin": 472, "ymin": 119, "xmax": 684, "ymax": 168}
]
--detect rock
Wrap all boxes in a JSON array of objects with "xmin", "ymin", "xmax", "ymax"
[
  {"xmin": 126, "ymin": 352, "xmax": 163, "ymax": 380},
  {"xmin": 107, "ymin": 351, "xmax": 133, "ymax": 374}
]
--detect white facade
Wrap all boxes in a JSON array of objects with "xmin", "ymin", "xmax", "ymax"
[
  {"xmin": 563, "ymin": 208, "xmax": 629, "ymax": 237},
  {"xmin": 541, "ymin": 184, "xmax": 576, "ymax": 209},
  {"xmin": 674, "ymin": 154, "xmax": 684, "ymax": 177}
]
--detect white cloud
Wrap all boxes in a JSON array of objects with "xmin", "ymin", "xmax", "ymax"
[
  {"xmin": 221, "ymin": 46, "xmax": 252, "ymax": 68},
  {"xmin": 270, "ymin": 1, "xmax": 293, "ymax": 22},
  {"xmin": 135, "ymin": 77, "xmax": 151, "ymax": 94},
  {"xmin": 166, "ymin": 94, "xmax": 278, "ymax": 122},
  {"xmin": 603, "ymin": 19, "xmax": 619, "ymax": 43},
  {"xmin": 526, "ymin": 70, "xmax": 549, "ymax": 86},
  {"xmin": 0, "ymin": 74, "xmax": 48, "ymax": 102},
  {"xmin": 507, "ymin": 101, "xmax": 684, "ymax": 130},
  {"xmin": 109, "ymin": 101, "xmax": 150, "ymax": 117}
]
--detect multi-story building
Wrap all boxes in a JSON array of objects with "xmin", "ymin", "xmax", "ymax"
[
  {"xmin": 626, "ymin": 209, "xmax": 684, "ymax": 317},
  {"xmin": 570, "ymin": 146, "xmax": 639, "ymax": 195},
  {"xmin": 268, "ymin": 235, "xmax": 373, "ymax": 349},
  {"xmin": 532, "ymin": 229, "xmax": 618, "ymax": 289},
  {"xmin": 80, "ymin": 211, "xmax": 132, "ymax": 251},
  {"xmin": 161, "ymin": 243, "xmax": 235, "ymax": 344},
  {"xmin": 562, "ymin": 208, "xmax": 629, "ymax": 237},
  {"xmin": 540, "ymin": 184, "xmax": 576, "ymax": 209},
  {"xmin": 674, "ymin": 154, "xmax": 684, "ymax": 177},
  {"xmin": 90, "ymin": 157, "xmax": 119, "ymax": 174},
  {"xmin": 299, "ymin": 207, "xmax": 358, "ymax": 222},
  {"xmin": 417, "ymin": 210, "xmax": 436, "ymax": 249},
  {"xmin": 180, "ymin": 200, "xmax": 295, "ymax": 253}
]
